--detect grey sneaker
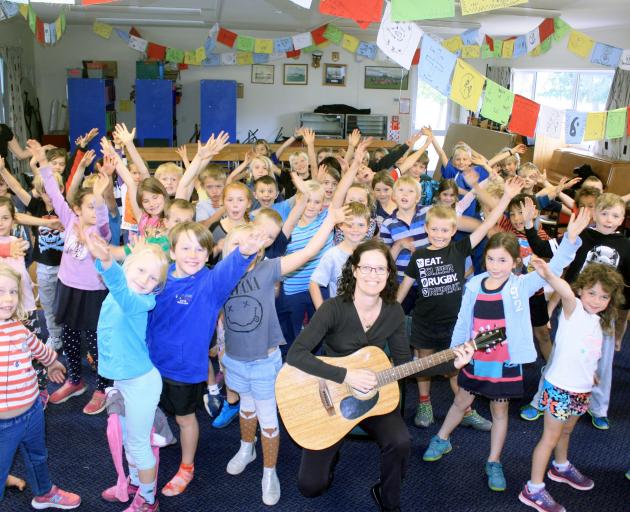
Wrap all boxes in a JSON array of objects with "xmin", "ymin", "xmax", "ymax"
[
  {"xmin": 460, "ymin": 409, "xmax": 492, "ymax": 431},
  {"xmin": 414, "ymin": 402, "xmax": 434, "ymax": 428}
]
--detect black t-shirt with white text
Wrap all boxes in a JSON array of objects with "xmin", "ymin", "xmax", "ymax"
[
  {"xmin": 27, "ymin": 197, "xmax": 64, "ymax": 266},
  {"xmin": 405, "ymin": 237, "xmax": 472, "ymax": 325}
]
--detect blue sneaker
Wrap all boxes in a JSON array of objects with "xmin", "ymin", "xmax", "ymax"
[
  {"xmin": 520, "ymin": 404, "xmax": 543, "ymax": 421},
  {"xmin": 203, "ymin": 392, "xmax": 223, "ymax": 418},
  {"xmin": 485, "ymin": 461, "xmax": 506, "ymax": 491},
  {"xmin": 212, "ymin": 399, "xmax": 239, "ymax": 429},
  {"xmin": 588, "ymin": 411, "xmax": 609, "ymax": 430},
  {"xmin": 422, "ymin": 435, "xmax": 452, "ymax": 462}
]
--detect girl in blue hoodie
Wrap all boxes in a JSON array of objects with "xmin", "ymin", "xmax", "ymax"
[{"xmin": 422, "ymin": 209, "xmax": 590, "ymax": 492}]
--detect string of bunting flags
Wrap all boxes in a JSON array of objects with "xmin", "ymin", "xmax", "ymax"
[{"xmin": 0, "ymin": 1, "xmax": 67, "ymax": 46}]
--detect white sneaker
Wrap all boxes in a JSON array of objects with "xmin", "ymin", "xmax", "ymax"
[
  {"xmin": 262, "ymin": 467, "xmax": 281, "ymax": 506},
  {"xmin": 226, "ymin": 440, "xmax": 256, "ymax": 475}
]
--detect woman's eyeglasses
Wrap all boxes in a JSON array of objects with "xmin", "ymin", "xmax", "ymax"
[{"xmin": 356, "ymin": 265, "xmax": 388, "ymax": 276}]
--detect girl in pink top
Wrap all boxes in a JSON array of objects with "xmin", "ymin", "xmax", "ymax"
[{"xmin": 30, "ymin": 140, "xmax": 112, "ymax": 416}]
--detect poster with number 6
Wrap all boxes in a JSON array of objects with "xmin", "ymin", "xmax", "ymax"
[{"xmin": 565, "ymin": 111, "xmax": 587, "ymax": 144}]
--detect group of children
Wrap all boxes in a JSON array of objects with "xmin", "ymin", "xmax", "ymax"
[{"xmin": 0, "ymin": 122, "xmax": 628, "ymax": 512}]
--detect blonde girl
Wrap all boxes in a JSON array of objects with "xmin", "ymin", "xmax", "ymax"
[
  {"xmin": 220, "ymin": 208, "xmax": 344, "ymax": 506},
  {"xmin": 211, "ymin": 183, "xmax": 252, "ymax": 258}
]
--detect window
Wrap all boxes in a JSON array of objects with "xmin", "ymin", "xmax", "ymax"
[
  {"xmin": 414, "ymin": 78, "xmax": 450, "ymax": 172},
  {"xmin": 511, "ymin": 69, "xmax": 614, "ymax": 112}
]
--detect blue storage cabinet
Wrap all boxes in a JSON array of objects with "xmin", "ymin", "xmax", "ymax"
[
  {"xmin": 135, "ymin": 79, "xmax": 174, "ymax": 146},
  {"xmin": 200, "ymin": 80, "xmax": 237, "ymax": 142},
  {"xmin": 67, "ymin": 78, "xmax": 115, "ymax": 154}
]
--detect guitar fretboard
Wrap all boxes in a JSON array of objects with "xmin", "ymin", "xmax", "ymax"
[{"xmin": 376, "ymin": 348, "xmax": 455, "ymax": 387}]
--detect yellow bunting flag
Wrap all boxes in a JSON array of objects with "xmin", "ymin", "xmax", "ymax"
[
  {"xmin": 460, "ymin": 0, "xmax": 527, "ymax": 16},
  {"xmin": 341, "ymin": 33, "xmax": 360, "ymax": 53},
  {"xmin": 236, "ymin": 52, "xmax": 254, "ymax": 65},
  {"xmin": 19, "ymin": 4, "xmax": 28, "ymax": 18},
  {"xmin": 254, "ymin": 39, "xmax": 274, "ymax": 54},
  {"xmin": 442, "ymin": 35, "xmax": 463, "ymax": 53},
  {"xmin": 501, "ymin": 39, "xmax": 515, "ymax": 58},
  {"xmin": 583, "ymin": 112, "xmax": 607, "ymax": 141},
  {"xmin": 55, "ymin": 18, "xmax": 63, "ymax": 38},
  {"xmin": 195, "ymin": 47, "xmax": 206, "ymax": 65},
  {"xmin": 92, "ymin": 21, "xmax": 113, "ymax": 39},
  {"xmin": 450, "ymin": 59, "xmax": 486, "ymax": 112},
  {"xmin": 184, "ymin": 51, "xmax": 195, "ymax": 65},
  {"xmin": 567, "ymin": 31, "xmax": 596, "ymax": 59},
  {"xmin": 462, "ymin": 45, "xmax": 481, "ymax": 59}
]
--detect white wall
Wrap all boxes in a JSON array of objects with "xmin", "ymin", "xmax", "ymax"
[{"xmin": 32, "ymin": 25, "xmax": 411, "ymax": 144}]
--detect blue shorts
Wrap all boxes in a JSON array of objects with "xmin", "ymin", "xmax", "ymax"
[
  {"xmin": 539, "ymin": 380, "xmax": 591, "ymax": 422},
  {"xmin": 222, "ymin": 348, "xmax": 282, "ymax": 400}
]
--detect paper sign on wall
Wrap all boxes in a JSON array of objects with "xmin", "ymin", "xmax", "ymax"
[
  {"xmin": 376, "ymin": 2, "xmax": 423, "ymax": 69},
  {"xmin": 525, "ymin": 27, "xmax": 540, "ymax": 54},
  {"xmin": 128, "ymin": 35, "xmax": 148, "ymax": 53},
  {"xmin": 605, "ymin": 108, "xmax": 627, "ymax": 139},
  {"xmin": 583, "ymin": 112, "xmax": 607, "ymax": 140},
  {"xmin": 254, "ymin": 39, "xmax": 274, "ymax": 54},
  {"xmin": 537, "ymin": 105, "xmax": 564, "ymax": 139},
  {"xmin": 419, "ymin": 35, "xmax": 456, "ymax": 96},
  {"xmin": 567, "ymin": 31, "xmax": 595, "ymax": 59},
  {"xmin": 508, "ymin": 95, "xmax": 540, "ymax": 137},
  {"xmin": 590, "ymin": 43, "xmax": 623, "ymax": 68},
  {"xmin": 292, "ymin": 32, "xmax": 313, "ymax": 50},
  {"xmin": 93, "ymin": 21, "xmax": 113, "ymax": 39}
]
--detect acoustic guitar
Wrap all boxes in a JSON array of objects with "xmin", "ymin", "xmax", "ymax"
[{"xmin": 275, "ymin": 328, "xmax": 506, "ymax": 450}]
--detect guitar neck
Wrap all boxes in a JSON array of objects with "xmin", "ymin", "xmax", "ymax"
[{"xmin": 376, "ymin": 348, "xmax": 456, "ymax": 386}]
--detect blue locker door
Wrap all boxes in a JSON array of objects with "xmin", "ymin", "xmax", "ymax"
[
  {"xmin": 135, "ymin": 80, "xmax": 173, "ymax": 146},
  {"xmin": 200, "ymin": 80, "xmax": 237, "ymax": 142},
  {"xmin": 67, "ymin": 78, "xmax": 106, "ymax": 154}
]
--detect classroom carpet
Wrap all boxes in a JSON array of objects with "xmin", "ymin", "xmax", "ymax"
[{"xmin": 4, "ymin": 331, "xmax": 630, "ymax": 512}]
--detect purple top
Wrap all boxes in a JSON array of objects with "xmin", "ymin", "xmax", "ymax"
[{"xmin": 41, "ymin": 166, "xmax": 110, "ymax": 290}]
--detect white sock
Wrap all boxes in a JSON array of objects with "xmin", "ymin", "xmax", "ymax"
[
  {"xmin": 128, "ymin": 466, "xmax": 140, "ymax": 486},
  {"xmin": 263, "ymin": 466, "xmax": 276, "ymax": 477},
  {"xmin": 552, "ymin": 460, "xmax": 570, "ymax": 471},
  {"xmin": 207, "ymin": 384, "xmax": 220, "ymax": 395},
  {"xmin": 527, "ymin": 480, "xmax": 545, "ymax": 493},
  {"xmin": 139, "ymin": 480, "xmax": 156, "ymax": 504}
]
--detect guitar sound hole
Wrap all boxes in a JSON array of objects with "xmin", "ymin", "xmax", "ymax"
[{"xmin": 340, "ymin": 392, "xmax": 379, "ymax": 420}]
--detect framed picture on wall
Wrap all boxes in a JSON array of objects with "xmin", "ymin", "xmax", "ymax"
[
  {"xmin": 284, "ymin": 64, "xmax": 308, "ymax": 85},
  {"xmin": 364, "ymin": 66, "xmax": 409, "ymax": 90},
  {"xmin": 324, "ymin": 63, "xmax": 347, "ymax": 86},
  {"xmin": 251, "ymin": 64, "xmax": 274, "ymax": 84}
]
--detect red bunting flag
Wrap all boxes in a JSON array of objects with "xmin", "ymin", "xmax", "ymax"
[
  {"xmin": 411, "ymin": 48, "xmax": 420, "ymax": 66},
  {"xmin": 129, "ymin": 26, "xmax": 141, "ymax": 38},
  {"xmin": 485, "ymin": 35, "xmax": 494, "ymax": 51},
  {"xmin": 355, "ymin": 20, "xmax": 371, "ymax": 29},
  {"xmin": 217, "ymin": 27, "xmax": 238, "ymax": 48},
  {"xmin": 538, "ymin": 18, "xmax": 555, "ymax": 42},
  {"xmin": 35, "ymin": 19, "xmax": 45, "ymax": 44},
  {"xmin": 311, "ymin": 25, "xmax": 328, "ymax": 45},
  {"xmin": 508, "ymin": 95, "xmax": 541, "ymax": 137},
  {"xmin": 146, "ymin": 42, "xmax": 167, "ymax": 60},
  {"xmin": 319, "ymin": 0, "xmax": 383, "ymax": 24},
  {"xmin": 287, "ymin": 50, "xmax": 301, "ymax": 59}
]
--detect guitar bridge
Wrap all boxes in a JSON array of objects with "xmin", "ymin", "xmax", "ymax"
[{"xmin": 318, "ymin": 380, "xmax": 336, "ymax": 416}]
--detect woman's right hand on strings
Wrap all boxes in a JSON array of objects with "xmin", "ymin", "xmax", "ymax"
[{"xmin": 344, "ymin": 369, "xmax": 377, "ymax": 393}]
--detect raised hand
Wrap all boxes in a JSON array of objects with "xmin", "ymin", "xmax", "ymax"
[
  {"xmin": 421, "ymin": 126, "xmax": 434, "ymax": 138},
  {"xmin": 329, "ymin": 205, "xmax": 352, "ymax": 225},
  {"xmin": 113, "ymin": 123, "xmax": 136, "ymax": 146},
  {"xmin": 504, "ymin": 176, "xmax": 525, "ymax": 198},
  {"xmin": 463, "ymin": 168, "xmax": 480, "ymax": 188},
  {"xmin": 176, "ymin": 144, "xmax": 189, "ymax": 163},
  {"xmin": 79, "ymin": 149, "xmax": 96, "ymax": 169},
  {"xmin": 92, "ymin": 171, "xmax": 111, "ymax": 198},
  {"xmin": 26, "ymin": 140, "xmax": 47, "ymax": 166},
  {"xmin": 302, "ymin": 128, "xmax": 316, "ymax": 146},
  {"xmin": 83, "ymin": 229, "xmax": 111, "ymax": 263},
  {"xmin": 520, "ymin": 196, "xmax": 537, "ymax": 228},
  {"xmin": 530, "ymin": 256, "xmax": 552, "ymax": 280},
  {"xmin": 566, "ymin": 207, "xmax": 591, "ymax": 243},
  {"xmin": 316, "ymin": 164, "xmax": 328, "ymax": 182},
  {"xmin": 100, "ymin": 136, "xmax": 116, "ymax": 157},
  {"xmin": 512, "ymin": 143, "xmax": 527, "ymax": 155},
  {"xmin": 236, "ymin": 229, "xmax": 267, "ymax": 256},
  {"xmin": 348, "ymin": 128, "xmax": 361, "ymax": 147},
  {"xmin": 99, "ymin": 154, "xmax": 117, "ymax": 177},
  {"xmin": 75, "ymin": 128, "xmax": 99, "ymax": 148},
  {"xmin": 405, "ymin": 131, "xmax": 422, "ymax": 147}
]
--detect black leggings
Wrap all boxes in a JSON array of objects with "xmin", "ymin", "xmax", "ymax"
[
  {"xmin": 298, "ymin": 410, "xmax": 410, "ymax": 510},
  {"xmin": 62, "ymin": 326, "xmax": 111, "ymax": 391}
]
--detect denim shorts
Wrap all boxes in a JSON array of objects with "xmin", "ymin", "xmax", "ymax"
[
  {"xmin": 539, "ymin": 380, "xmax": 591, "ymax": 422},
  {"xmin": 222, "ymin": 348, "xmax": 282, "ymax": 400}
]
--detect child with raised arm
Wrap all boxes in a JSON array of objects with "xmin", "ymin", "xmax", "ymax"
[
  {"xmin": 84, "ymin": 232, "xmax": 169, "ymax": 511},
  {"xmin": 422, "ymin": 210, "xmax": 589, "ymax": 493},
  {"xmin": 397, "ymin": 177, "xmax": 524, "ymax": 430},
  {"xmin": 220, "ymin": 207, "xmax": 347, "ymax": 506},
  {"xmin": 0, "ymin": 264, "xmax": 80, "ymax": 509},
  {"xmin": 147, "ymin": 221, "xmax": 265, "ymax": 497},
  {"xmin": 30, "ymin": 140, "xmax": 113, "ymax": 415},
  {"xmin": 519, "ymin": 262, "xmax": 623, "ymax": 512}
]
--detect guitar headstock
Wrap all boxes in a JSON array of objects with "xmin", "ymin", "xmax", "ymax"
[{"xmin": 472, "ymin": 327, "xmax": 507, "ymax": 352}]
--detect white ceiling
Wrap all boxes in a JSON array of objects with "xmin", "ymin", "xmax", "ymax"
[{"xmin": 27, "ymin": 0, "xmax": 630, "ymax": 37}]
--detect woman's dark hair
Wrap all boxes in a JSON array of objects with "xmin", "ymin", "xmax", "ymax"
[{"xmin": 337, "ymin": 239, "xmax": 398, "ymax": 303}]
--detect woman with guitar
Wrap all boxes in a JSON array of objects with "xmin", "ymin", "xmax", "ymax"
[{"xmin": 286, "ymin": 239, "xmax": 475, "ymax": 512}]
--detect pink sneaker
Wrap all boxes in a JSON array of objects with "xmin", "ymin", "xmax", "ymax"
[
  {"xmin": 123, "ymin": 492, "xmax": 159, "ymax": 511},
  {"xmin": 83, "ymin": 390, "xmax": 107, "ymax": 415},
  {"xmin": 49, "ymin": 380, "xmax": 87, "ymax": 405},
  {"xmin": 101, "ymin": 480, "xmax": 139, "ymax": 503},
  {"xmin": 31, "ymin": 485, "xmax": 81, "ymax": 510}
]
